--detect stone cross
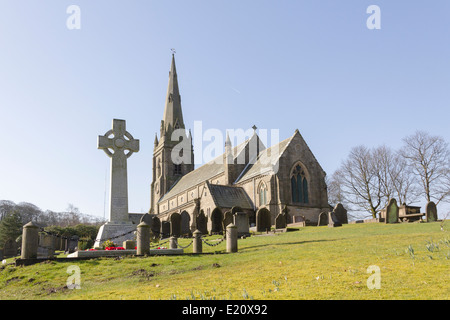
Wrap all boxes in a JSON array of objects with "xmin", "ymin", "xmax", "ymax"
[{"xmin": 98, "ymin": 119, "xmax": 139, "ymax": 223}]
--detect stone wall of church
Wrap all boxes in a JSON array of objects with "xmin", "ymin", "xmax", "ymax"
[{"xmin": 275, "ymin": 132, "xmax": 330, "ymax": 224}]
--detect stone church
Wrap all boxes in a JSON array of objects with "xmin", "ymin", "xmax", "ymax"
[{"xmin": 149, "ymin": 55, "xmax": 330, "ymax": 235}]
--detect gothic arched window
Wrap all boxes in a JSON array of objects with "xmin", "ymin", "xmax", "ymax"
[
  {"xmin": 258, "ymin": 182, "xmax": 267, "ymax": 206},
  {"xmin": 291, "ymin": 164, "xmax": 309, "ymax": 204}
]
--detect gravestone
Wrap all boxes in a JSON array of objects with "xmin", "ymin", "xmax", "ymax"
[
  {"xmin": 161, "ymin": 221, "xmax": 171, "ymax": 239},
  {"xmin": 170, "ymin": 212, "xmax": 181, "ymax": 237},
  {"xmin": 317, "ymin": 212, "xmax": 328, "ymax": 226},
  {"xmin": 333, "ymin": 203, "xmax": 348, "ymax": 224},
  {"xmin": 275, "ymin": 213, "xmax": 286, "ymax": 229},
  {"xmin": 328, "ymin": 211, "xmax": 342, "ymax": 228},
  {"xmin": 425, "ymin": 201, "xmax": 438, "ymax": 222},
  {"xmin": 282, "ymin": 205, "xmax": 290, "ymax": 224},
  {"xmin": 196, "ymin": 211, "xmax": 208, "ymax": 235},
  {"xmin": 37, "ymin": 246, "xmax": 51, "ymax": 259},
  {"xmin": 210, "ymin": 208, "xmax": 223, "ymax": 234},
  {"xmin": 94, "ymin": 119, "xmax": 140, "ymax": 248},
  {"xmin": 3, "ymin": 239, "xmax": 18, "ymax": 258},
  {"xmin": 140, "ymin": 213, "xmax": 161, "ymax": 236},
  {"xmin": 180, "ymin": 211, "xmax": 191, "ymax": 236},
  {"xmin": 123, "ymin": 240, "xmax": 135, "ymax": 250},
  {"xmin": 385, "ymin": 198, "xmax": 399, "ymax": 224},
  {"xmin": 151, "ymin": 215, "xmax": 161, "ymax": 236},
  {"xmin": 39, "ymin": 234, "xmax": 55, "ymax": 258},
  {"xmin": 223, "ymin": 210, "xmax": 233, "ymax": 230},
  {"xmin": 256, "ymin": 208, "xmax": 271, "ymax": 232},
  {"xmin": 234, "ymin": 212, "xmax": 250, "ymax": 237},
  {"xmin": 66, "ymin": 236, "xmax": 79, "ymax": 253},
  {"xmin": 140, "ymin": 213, "xmax": 153, "ymax": 226}
]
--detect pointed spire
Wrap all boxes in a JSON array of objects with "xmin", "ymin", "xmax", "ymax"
[
  {"xmin": 225, "ymin": 131, "xmax": 232, "ymax": 147},
  {"xmin": 224, "ymin": 131, "xmax": 233, "ymax": 164},
  {"xmin": 162, "ymin": 53, "xmax": 184, "ymax": 136},
  {"xmin": 154, "ymin": 133, "xmax": 159, "ymax": 148}
]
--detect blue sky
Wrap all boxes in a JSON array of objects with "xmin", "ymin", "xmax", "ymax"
[{"xmin": 0, "ymin": 1, "xmax": 449, "ymax": 219}]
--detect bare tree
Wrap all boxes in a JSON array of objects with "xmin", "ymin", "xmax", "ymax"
[
  {"xmin": 336, "ymin": 145, "xmax": 385, "ymax": 219},
  {"xmin": 400, "ymin": 131, "xmax": 450, "ymax": 205},
  {"xmin": 389, "ymin": 151, "xmax": 419, "ymax": 205},
  {"xmin": 326, "ymin": 171, "xmax": 345, "ymax": 208}
]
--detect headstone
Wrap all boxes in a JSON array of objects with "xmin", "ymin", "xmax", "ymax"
[
  {"xmin": 123, "ymin": 240, "xmax": 135, "ymax": 250},
  {"xmin": 3, "ymin": 239, "xmax": 18, "ymax": 258},
  {"xmin": 21, "ymin": 221, "xmax": 39, "ymax": 259},
  {"xmin": 141, "ymin": 213, "xmax": 161, "ymax": 235},
  {"xmin": 234, "ymin": 212, "xmax": 250, "ymax": 237},
  {"xmin": 256, "ymin": 208, "xmax": 271, "ymax": 232},
  {"xmin": 275, "ymin": 213, "xmax": 286, "ymax": 229},
  {"xmin": 226, "ymin": 223, "xmax": 238, "ymax": 253},
  {"xmin": 161, "ymin": 221, "xmax": 170, "ymax": 238},
  {"xmin": 317, "ymin": 212, "xmax": 328, "ymax": 226},
  {"xmin": 210, "ymin": 208, "xmax": 223, "ymax": 234},
  {"xmin": 333, "ymin": 203, "xmax": 348, "ymax": 224},
  {"xmin": 180, "ymin": 211, "xmax": 191, "ymax": 236},
  {"xmin": 170, "ymin": 212, "xmax": 181, "ymax": 237},
  {"xmin": 223, "ymin": 210, "xmax": 233, "ymax": 230},
  {"xmin": 94, "ymin": 119, "xmax": 139, "ymax": 248},
  {"xmin": 385, "ymin": 198, "xmax": 399, "ymax": 224},
  {"xmin": 37, "ymin": 246, "xmax": 51, "ymax": 259},
  {"xmin": 328, "ymin": 211, "xmax": 342, "ymax": 227},
  {"xmin": 39, "ymin": 234, "xmax": 55, "ymax": 258},
  {"xmin": 66, "ymin": 236, "xmax": 79, "ymax": 253},
  {"xmin": 140, "ymin": 213, "xmax": 153, "ymax": 226},
  {"xmin": 196, "ymin": 210, "xmax": 207, "ymax": 235},
  {"xmin": 425, "ymin": 201, "xmax": 438, "ymax": 222},
  {"xmin": 151, "ymin": 215, "xmax": 161, "ymax": 236}
]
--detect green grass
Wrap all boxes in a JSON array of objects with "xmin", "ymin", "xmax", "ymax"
[{"xmin": 1, "ymin": 222, "xmax": 449, "ymax": 300}]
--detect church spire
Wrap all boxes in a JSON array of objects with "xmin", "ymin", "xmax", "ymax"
[{"xmin": 162, "ymin": 54, "xmax": 184, "ymax": 137}]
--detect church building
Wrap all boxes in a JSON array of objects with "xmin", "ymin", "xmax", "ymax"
[{"xmin": 150, "ymin": 55, "xmax": 330, "ymax": 235}]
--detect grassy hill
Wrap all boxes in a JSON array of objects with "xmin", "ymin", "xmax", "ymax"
[{"xmin": 1, "ymin": 221, "xmax": 449, "ymax": 300}]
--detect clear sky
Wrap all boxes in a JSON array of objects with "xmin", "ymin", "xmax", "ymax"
[{"xmin": 0, "ymin": 1, "xmax": 449, "ymax": 219}]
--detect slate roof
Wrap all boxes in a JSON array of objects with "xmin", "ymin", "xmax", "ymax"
[
  {"xmin": 158, "ymin": 135, "xmax": 259, "ymax": 203},
  {"xmin": 234, "ymin": 135, "xmax": 293, "ymax": 183},
  {"xmin": 207, "ymin": 183, "xmax": 253, "ymax": 209}
]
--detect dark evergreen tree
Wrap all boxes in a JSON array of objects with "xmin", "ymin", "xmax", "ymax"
[{"xmin": 0, "ymin": 210, "xmax": 23, "ymax": 246}]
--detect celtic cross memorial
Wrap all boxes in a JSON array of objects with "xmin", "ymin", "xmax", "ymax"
[{"xmin": 98, "ymin": 119, "xmax": 139, "ymax": 223}]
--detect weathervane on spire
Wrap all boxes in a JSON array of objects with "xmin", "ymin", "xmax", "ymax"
[{"xmin": 171, "ymin": 48, "xmax": 176, "ymax": 55}]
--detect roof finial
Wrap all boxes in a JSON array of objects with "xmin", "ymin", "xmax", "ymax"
[
  {"xmin": 171, "ymin": 48, "xmax": 176, "ymax": 55},
  {"xmin": 252, "ymin": 125, "xmax": 257, "ymax": 132}
]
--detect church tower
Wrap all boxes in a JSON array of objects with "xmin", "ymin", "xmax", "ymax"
[{"xmin": 151, "ymin": 54, "xmax": 194, "ymax": 213}]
